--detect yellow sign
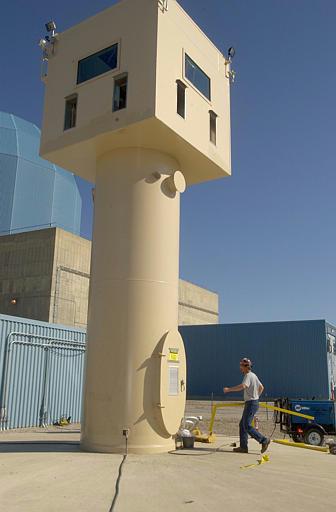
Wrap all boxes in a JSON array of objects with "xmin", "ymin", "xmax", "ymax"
[{"xmin": 168, "ymin": 348, "xmax": 179, "ymax": 362}]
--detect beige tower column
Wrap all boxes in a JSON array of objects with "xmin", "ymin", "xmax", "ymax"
[
  {"xmin": 81, "ymin": 148, "xmax": 186, "ymax": 454},
  {"xmin": 39, "ymin": 0, "xmax": 232, "ymax": 454}
]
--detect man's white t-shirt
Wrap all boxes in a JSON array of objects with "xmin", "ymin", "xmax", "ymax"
[{"xmin": 242, "ymin": 371, "xmax": 262, "ymax": 401}]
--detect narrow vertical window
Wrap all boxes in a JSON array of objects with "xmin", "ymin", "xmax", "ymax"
[
  {"xmin": 209, "ymin": 110, "xmax": 217, "ymax": 145},
  {"xmin": 176, "ymin": 80, "xmax": 186, "ymax": 118},
  {"xmin": 64, "ymin": 95, "xmax": 77, "ymax": 131},
  {"xmin": 113, "ymin": 74, "xmax": 128, "ymax": 112}
]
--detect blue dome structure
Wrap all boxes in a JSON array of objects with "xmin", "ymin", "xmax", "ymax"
[{"xmin": 0, "ymin": 112, "xmax": 81, "ymax": 236}]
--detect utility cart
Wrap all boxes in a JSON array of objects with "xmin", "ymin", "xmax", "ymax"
[{"xmin": 274, "ymin": 398, "xmax": 336, "ymax": 446}]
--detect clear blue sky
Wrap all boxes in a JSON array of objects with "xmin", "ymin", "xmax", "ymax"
[{"xmin": 1, "ymin": 0, "xmax": 335, "ymax": 324}]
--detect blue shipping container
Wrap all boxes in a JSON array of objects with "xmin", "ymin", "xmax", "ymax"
[{"xmin": 180, "ymin": 320, "xmax": 336, "ymax": 401}]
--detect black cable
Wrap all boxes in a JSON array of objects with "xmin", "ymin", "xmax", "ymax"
[
  {"xmin": 109, "ymin": 437, "xmax": 128, "ymax": 512},
  {"xmin": 269, "ymin": 422, "xmax": 277, "ymax": 439}
]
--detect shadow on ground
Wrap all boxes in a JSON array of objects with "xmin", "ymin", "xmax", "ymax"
[
  {"xmin": 39, "ymin": 430, "xmax": 81, "ymax": 434},
  {"xmin": 170, "ymin": 444, "xmax": 263, "ymax": 457},
  {"xmin": 0, "ymin": 441, "xmax": 80, "ymax": 453}
]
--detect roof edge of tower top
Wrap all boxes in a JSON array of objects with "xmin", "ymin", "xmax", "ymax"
[
  {"xmin": 47, "ymin": 0, "xmax": 225, "ymax": 60},
  {"xmin": 57, "ymin": 0, "xmax": 158, "ymax": 38},
  {"xmin": 172, "ymin": 1, "xmax": 226, "ymax": 58}
]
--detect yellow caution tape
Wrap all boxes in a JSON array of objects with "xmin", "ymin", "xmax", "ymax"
[
  {"xmin": 259, "ymin": 403, "xmax": 315, "ymax": 421},
  {"xmin": 240, "ymin": 454, "xmax": 270, "ymax": 470}
]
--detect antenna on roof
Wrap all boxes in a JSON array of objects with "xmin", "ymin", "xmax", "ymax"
[
  {"xmin": 38, "ymin": 20, "xmax": 59, "ymax": 83},
  {"xmin": 225, "ymin": 47, "xmax": 236, "ymax": 84}
]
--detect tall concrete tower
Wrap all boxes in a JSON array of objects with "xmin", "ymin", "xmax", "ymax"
[{"xmin": 40, "ymin": 0, "xmax": 232, "ymax": 454}]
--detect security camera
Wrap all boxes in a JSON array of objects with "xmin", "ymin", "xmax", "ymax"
[{"xmin": 45, "ymin": 20, "xmax": 57, "ymax": 33}]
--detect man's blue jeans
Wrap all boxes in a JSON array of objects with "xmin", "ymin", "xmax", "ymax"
[{"xmin": 239, "ymin": 400, "xmax": 267, "ymax": 450}]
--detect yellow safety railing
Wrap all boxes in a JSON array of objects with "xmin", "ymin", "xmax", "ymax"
[{"xmin": 205, "ymin": 401, "xmax": 314, "ymax": 441}]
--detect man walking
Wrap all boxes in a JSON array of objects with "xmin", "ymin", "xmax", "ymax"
[{"xmin": 223, "ymin": 358, "xmax": 270, "ymax": 453}]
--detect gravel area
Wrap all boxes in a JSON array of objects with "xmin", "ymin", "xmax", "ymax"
[
  {"xmin": 184, "ymin": 400, "xmax": 281, "ymax": 439},
  {"xmin": 0, "ymin": 402, "xmax": 279, "ymax": 439}
]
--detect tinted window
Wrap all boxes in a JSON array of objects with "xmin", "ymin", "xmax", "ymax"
[
  {"xmin": 209, "ymin": 110, "xmax": 217, "ymax": 145},
  {"xmin": 176, "ymin": 80, "xmax": 186, "ymax": 118},
  {"xmin": 77, "ymin": 44, "xmax": 118, "ymax": 84},
  {"xmin": 185, "ymin": 54, "xmax": 210, "ymax": 100},
  {"xmin": 113, "ymin": 74, "xmax": 128, "ymax": 111},
  {"xmin": 64, "ymin": 95, "xmax": 77, "ymax": 130}
]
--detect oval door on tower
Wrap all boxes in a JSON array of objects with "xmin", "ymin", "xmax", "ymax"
[{"xmin": 155, "ymin": 330, "xmax": 187, "ymax": 435}]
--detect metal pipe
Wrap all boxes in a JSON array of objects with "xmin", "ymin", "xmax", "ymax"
[
  {"xmin": 208, "ymin": 401, "xmax": 315, "ymax": 436},
  {"xmin": 39, "ymin": 348, "xmax": 50, "ymax": 427},
  {"xmin": 9, "ymin": 340, "xmax": 85, "ymax": 351}
]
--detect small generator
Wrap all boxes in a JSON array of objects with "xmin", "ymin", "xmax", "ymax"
[{"xmin": 274, "ymin": 398, "xmax": 336, "ymax": 446}]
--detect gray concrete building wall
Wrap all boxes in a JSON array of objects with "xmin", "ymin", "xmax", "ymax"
[
  {"xmin": 50, "ymin": 229, "xmax": 91, "ymax": 328},
  {"xmin": 0, "ymin": 229, "xmax": 55, "ymax": 321},
  {"xmin": 178, "ymin": 280, "xmax": 219, "ymax": 326},
  {"xmin": 0, "ymin": 229, "xmax": 219, "ymax": 327}
]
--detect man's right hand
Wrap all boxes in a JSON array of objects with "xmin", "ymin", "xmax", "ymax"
[{"xmin": 223, "ymin": 387, "xmax": 230, "ymax": 394}]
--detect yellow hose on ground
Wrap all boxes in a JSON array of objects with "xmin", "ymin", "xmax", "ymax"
[
  {"xmin": 273, "ymin": 439, "xmax": 329, "ymax": 452},
  {"xmin": 240, "ymin": 454, "xmax": 270, "ymax": 469}
]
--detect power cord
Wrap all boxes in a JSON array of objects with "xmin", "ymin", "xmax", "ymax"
[
  {"xmin": 269, "ymin": 422, "xmax": 277, "ymax": 439},
  {"xmin": 109, "ymin": 430, "xmax": 129, "ymax": 512}
]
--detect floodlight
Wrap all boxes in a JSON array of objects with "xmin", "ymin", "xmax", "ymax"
[
  {"xmin": 228, "ymin": 47, "xmax": 236, "ymax": 60},
  {"xmin": 39, "ymin": 38, "xmax": 48, "ymax": 49}
]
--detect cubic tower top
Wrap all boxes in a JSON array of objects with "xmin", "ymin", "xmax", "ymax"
[{"xmin": 40, "ymin": 0, "xmax": 232, "ymax": 185}]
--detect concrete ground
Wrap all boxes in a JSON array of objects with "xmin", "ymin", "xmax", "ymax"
[{"xmin": 1, "ymin": 428, "xmax": 335, "ymax": 512}]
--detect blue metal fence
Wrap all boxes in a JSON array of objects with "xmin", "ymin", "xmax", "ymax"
[{"xmin": 0, "ymin": 314, "xmax": 86, "ymax": 430}]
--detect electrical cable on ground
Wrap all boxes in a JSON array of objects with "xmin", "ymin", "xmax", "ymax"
[
  {"xmin": 269, "ymin": 422, "xmax": 277, "ymax": 439},
  {"xmin": 109, "ymin": 436, "xmax": 128, "ymax": 512}
]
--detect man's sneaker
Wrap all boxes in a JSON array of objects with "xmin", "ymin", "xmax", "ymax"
[
  {"xmin": 261, "ymin": 438, "xmax": 270, "ymax": 453},
  {"xmin": 233, "ymin": 447, "xmax": 248, "ymax": 453}
]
